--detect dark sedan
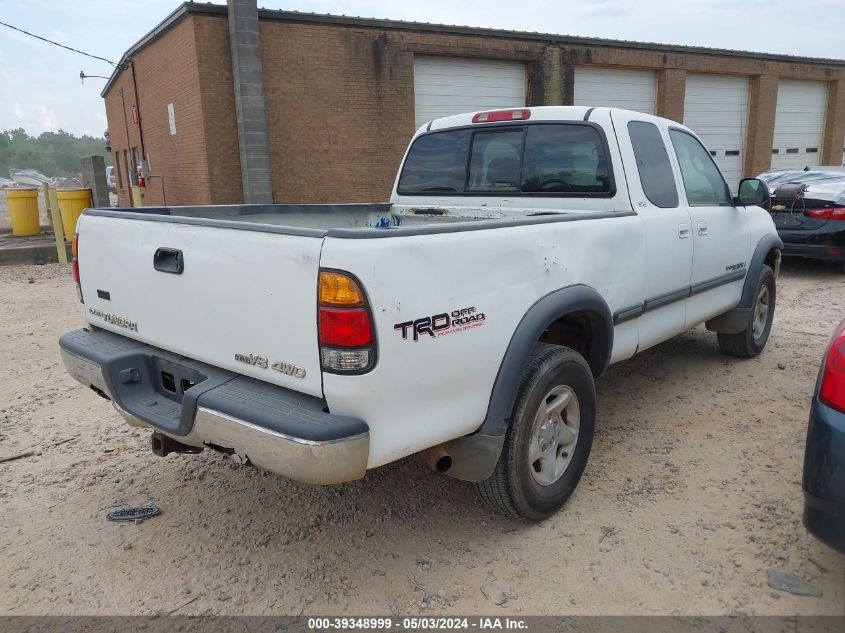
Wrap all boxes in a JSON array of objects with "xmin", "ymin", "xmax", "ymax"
[
  {"xmin": 758, "ymin": 169, "xmax": 845, "ymax": 272},
  {"xmin": 803, "ymin": 319, "xmax": 845, "ymax": 553}
]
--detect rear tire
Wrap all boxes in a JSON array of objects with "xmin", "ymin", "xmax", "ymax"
[
  {"xmin": 475, "ymin": 343, "xmax": 596, "ymax": 521},
  {"xmin": 717, "ymin": 265, "xmax": 775, "ymax": 358}
]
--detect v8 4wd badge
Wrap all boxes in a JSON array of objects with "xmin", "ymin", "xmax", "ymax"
[
  {"xmin": 394, "ymin": 306, "xmax": 486, "ymax": 342},
  {"xmin": 234, "ymin": 352, "xmax": 306, "ymax": 378}
]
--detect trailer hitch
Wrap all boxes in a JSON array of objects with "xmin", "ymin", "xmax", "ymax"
[{"xmin": 150, "ymin": 431, "xmax": 204, "ymax": 457}]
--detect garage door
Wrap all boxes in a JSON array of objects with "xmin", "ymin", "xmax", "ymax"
[
  {"xmin": 683, "ymin": 74, "xmax": 749, "ymax": 191},
  {"xmin": 413, "ymin": 57, "xmax": 526, "ymax": 128},
  {"xmin": 574, "ymin": 67, "xmax": 656, "ymax": 115},
  {"xmin": 771, "ymin": 80, "xmax": 828, "ymax": 171}
]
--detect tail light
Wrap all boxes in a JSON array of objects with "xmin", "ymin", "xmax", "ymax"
[
  {"xmin": 72, "ymin": 233, "xmax": 83, "ymax": 303},
  {"xmin": 806, "ymin": 207, "xmax": 845, "ymax": 220},
  {"xmin": 318, "ymin": 270, "xmax": 376, "ymax": 373},
  {"xmin": 472, "ymin": 109, "xmax": 531, "ymax": 123},
  {"xmin": 819, "ymin": 320, "xmax": 845, "ymax": 413}
]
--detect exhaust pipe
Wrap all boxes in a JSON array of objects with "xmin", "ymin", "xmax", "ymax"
[
  {"xmin": 422, "ymin": 445, "xmax": 453, "ymax": 473},
  {"xmin": 151, "ymin": 431, "xmax": 203, "ymax": 457}
]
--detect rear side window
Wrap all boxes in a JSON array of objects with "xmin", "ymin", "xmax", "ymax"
[
  {"xmin": 627, "ymin": 121, "xmax": 678, "ymax": 208},
  {"xmin": 397, "ymin": 129, "xmax": 471, "ymax": 193},
  {"xmin": 669, "ymin": 129, "xmax": 731, "ymax": 206},
  {"xmin": 397, "ymin": 123, "xmax": 614, "ymax": 196}
]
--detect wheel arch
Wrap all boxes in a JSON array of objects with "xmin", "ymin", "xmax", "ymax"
[
  {"xmin": 477, "ymin": 284, "xmax": 612, "ymax": 437},
  {"xmin": 706, "ymin": 233, "xmax": 783, "ymax": 334}
]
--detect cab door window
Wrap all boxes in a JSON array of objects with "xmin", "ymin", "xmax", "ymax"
[{"xmin": 669, "ymin": 129, "xmax": 731, "ymax": 206}]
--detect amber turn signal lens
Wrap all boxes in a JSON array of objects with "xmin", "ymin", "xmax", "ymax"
[
  {"xmin": 319, "ymin": 271, "xmax": 365, "ymax": 306},
  {"xmin": 71, "ymin": 233, "xmax": 79, "ymax": 257}
]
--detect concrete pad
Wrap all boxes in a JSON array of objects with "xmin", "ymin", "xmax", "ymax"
[{"xmin": 0, "ymin": 231, "xmax": 72, "ymax": 266}]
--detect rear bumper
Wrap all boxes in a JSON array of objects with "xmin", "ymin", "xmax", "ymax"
[
  {"xmin": 777, "ymin": 221, "xmax": 845, "ymax": 259},
  {"xmin": 802, "ymin": 398, "xmax": 845, "ymax": 553},
  {"xmin": 781, "ymin": 242, "xmax": 845, "ymax": 262},
  {"xmin": 59, "ymin": 328, "xmax": 369, "ymax": 484}
]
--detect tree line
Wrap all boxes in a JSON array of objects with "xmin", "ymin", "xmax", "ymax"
[{"xmin": 0, "ymin": 128, "xmax": 111, "ymax": 178}]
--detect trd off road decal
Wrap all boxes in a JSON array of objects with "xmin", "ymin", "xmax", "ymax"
[{"xmin": 394, "ymin": 306, "xmax": 486, "ymax": 342}]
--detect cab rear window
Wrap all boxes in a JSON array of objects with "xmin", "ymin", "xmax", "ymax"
[
  {"xmin": 396, "ymin": 129, "xmax": 471, "ymax": 193},
  {"xmin": 397, "ymin": 123, "xmax": 613, "ymax": 196}
]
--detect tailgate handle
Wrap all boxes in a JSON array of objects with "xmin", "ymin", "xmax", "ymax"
[{"xmin": 153, "ymin": 248, "xmax": 184, "ymax": 275}]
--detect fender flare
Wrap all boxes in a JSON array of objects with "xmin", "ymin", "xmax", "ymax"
[
  {"xmin": 706, "ymin": 233, "xmax": 783, "ymax": 334},
  {"xmin": 478, "ymin": 284, "xmax": 613, "ymax": 437}
]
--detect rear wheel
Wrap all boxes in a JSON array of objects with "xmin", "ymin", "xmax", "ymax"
[
  {"xmin": 717, "ymin": 265, "xmax": 775, "ymax": 358},
  {"xmin": 475, "ymin": 343, "xmax": 596, "ymax": 521}
]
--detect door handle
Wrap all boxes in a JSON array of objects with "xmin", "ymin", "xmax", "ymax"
[
  {"xmin": 697, "ymin": 222, "xmax": 709, "ymax": 236},
  {"xmin": 678, "ymin": 224, "xmax": 691, "ymax": 239},
  {"xmin": 153, "ymin": 247, "xmax": 184, "ymax": 274}
]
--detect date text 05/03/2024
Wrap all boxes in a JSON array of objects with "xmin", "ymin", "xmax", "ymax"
[{"xmin": 307, "ymin": 616, "xmax": 528, "ymax": 630}]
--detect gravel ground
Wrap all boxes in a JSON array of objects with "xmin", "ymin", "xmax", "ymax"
[{"xmin": 1, "ymin": 260, "xmax": 843, "ymax": 616}]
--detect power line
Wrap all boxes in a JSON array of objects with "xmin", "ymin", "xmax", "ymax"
[{"xmin": 0, "ymin": 19, "xmax": 117, "ymax": 67}]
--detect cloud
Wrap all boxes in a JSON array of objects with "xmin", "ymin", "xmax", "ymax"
[
  {"xmin": 33, "ymin": 104, "xmax": 57, "ymax": 131},
  {"xmin": 12, "ymin": 101, "xmax": 24, "ymax": 123},
  {"xmin": 0, "ymin": 0, "xmax": 844, "ymax": 137}
]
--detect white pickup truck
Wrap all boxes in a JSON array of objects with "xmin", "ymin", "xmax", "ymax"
[{"xmin": 60, "ymin": 106, "xmax": 781, "ymax": 520}]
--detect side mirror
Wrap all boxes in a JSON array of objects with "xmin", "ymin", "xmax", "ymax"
[{"xmin": 737, "ymin": 178, "xmax": 770, "ymax": 206}]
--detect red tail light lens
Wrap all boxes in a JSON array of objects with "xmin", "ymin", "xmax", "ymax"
[
  {"xmin": 472, "ymin": 109, "xmax": 531, "ymax": 123},
  {"xmin": 317, "ymin": 270, "xmax": 376, "ymax": 373},
  {"xmin": 319, "ymin": 308, "xmax": 372, "ymax": 347},
  {"xmin": 807, "ymin": 207, "xmax": 845, "ymax": 220},
  {"xmin": 71, "ymin": 233, "xmax": 82, "ymax": 303},
  {"xmin": 819, "ymin": 320, "xmax": 845, "ymax": 413}
]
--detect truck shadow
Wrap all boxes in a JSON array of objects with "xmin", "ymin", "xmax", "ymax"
[
  {"xmin": 140, "ymin": 259, "xmax": 831, "ymax": 549},
  {"xmin": 156, "ymin": 323, "xmax": 731, "ymax": 539},
  {"xmin": 25, "ymin": 254, "xmax": 832, "ymax": 613},
  {"xmin": 120, "ymin": 301, "xmax": 825, "ymax": 610}
]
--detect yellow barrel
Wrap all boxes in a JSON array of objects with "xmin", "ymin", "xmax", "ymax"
[
  {"xmin": 5, "ymin": 188, "xmax": 41, "ymax": 236},
  {"xmin": 57, "ymin": 188, "xmax": 92, "ymax": 238},
  {"xmin": 130, "ymin": 186, "xmax": 143, "ymax": 208}
]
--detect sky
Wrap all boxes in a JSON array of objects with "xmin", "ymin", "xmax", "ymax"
[{"xmin": 1, "ymin": 0, "xmax": 844, "ymax": 138}]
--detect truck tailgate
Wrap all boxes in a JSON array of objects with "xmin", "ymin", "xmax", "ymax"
[{"xmin": 77, "ymin": 214, "xmax": 324, "ymax": 397}]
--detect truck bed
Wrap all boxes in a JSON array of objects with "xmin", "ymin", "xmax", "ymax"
[
  {"xmin": 76, "ymin": 200, "xmax": 622, "ymax": 403},
  {"xmin": 106, "ymin": 203, "xmax": 398, "ymax": 231},
  {"xmin": 87, "ymin": 202, "xmax": 603, "ymax": 237}
]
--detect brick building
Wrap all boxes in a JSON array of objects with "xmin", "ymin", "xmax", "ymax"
[{"xmin": 103, "ymin": 0, "xmax": 845, "ymax": 207}]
